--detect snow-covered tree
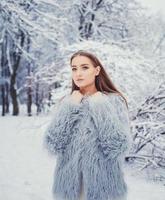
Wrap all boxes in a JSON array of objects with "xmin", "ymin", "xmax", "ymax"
[{"xmin": 0, "ymin": 0, "xmax": 70, "ymax": 115}]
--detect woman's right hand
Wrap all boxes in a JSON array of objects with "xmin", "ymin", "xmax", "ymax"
[{"xmin": 70, "ymin": 90, "xmax": 84, "ymax": 104}]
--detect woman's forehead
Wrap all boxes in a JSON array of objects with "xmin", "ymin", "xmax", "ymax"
[{"xmin": 71, "ymin": 55, "xmax": 93, "ymax": 65}]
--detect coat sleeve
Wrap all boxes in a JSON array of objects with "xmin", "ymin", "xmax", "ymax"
[
  {"xmin": 96, "ymin": 94, "xmax": 132, "ymax": 161},
  {"xmin": 43, "ymin": 95, "xmax": 83, "ymax": 156}
]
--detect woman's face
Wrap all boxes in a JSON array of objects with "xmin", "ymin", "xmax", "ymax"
[{"xmin": 71, "ymin": 55, "xmax": 100, "ymax": 89}]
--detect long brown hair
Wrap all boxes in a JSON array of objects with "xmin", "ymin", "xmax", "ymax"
[{"xmin": 70, "ymin": 50, "xmax": 128, "ymax": 109}]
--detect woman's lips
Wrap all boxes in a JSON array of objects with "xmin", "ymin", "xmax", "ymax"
[{"xmin": 77, "ymin": 79, "xmax": 84, "ymax": 81}]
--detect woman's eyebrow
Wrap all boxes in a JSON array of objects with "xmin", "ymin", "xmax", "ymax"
[{"xmin": 71, "ymin": 64, "xmax": 89, "ymax": 68}]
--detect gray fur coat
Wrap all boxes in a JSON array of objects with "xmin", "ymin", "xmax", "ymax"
[{"xmin": 43, "ymin": 92, "xmax": 131, "ymax": 200}]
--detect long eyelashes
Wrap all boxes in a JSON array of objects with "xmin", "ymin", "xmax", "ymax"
[{"xmin": 72, "ymin": 67, "xmax": 89, "ymax": 71}]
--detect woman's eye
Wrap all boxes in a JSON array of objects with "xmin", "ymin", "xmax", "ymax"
[
  {"xmin": 82, "ymin": 66, "xmax": 88, "ymax": 70},
  {"xmin": 72, "ymin": 67, "xmax": 88, "ymax": 71}
]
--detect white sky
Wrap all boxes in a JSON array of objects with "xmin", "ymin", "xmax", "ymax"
[{"xmin": 137, "ymin": 0, "xmax": 165, "ymax": 17}]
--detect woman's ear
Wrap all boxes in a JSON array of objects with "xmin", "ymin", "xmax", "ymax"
[{"xmin": 96, "ymin": 66, "xmax": 101, "ymax": 76}]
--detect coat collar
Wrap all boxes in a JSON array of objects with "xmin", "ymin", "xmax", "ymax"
[
  {"xmin": 81, "ymin": 91, "xmax": 117, "ymax": 107},
  {"xmin": 81, "ymin": 91, "xmax": 109, "ymax": 103}
]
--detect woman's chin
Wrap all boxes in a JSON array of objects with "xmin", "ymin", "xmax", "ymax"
[{"xmin": 76, "ymin": 83, "xmax": 86, "ymax": 87}]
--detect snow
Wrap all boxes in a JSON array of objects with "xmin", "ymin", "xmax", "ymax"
[
  {"xmin": 0, "ymin": 116, "xmax": 165, "ymax": 200},
  {"xmin": 137, "ymin": 0, "xmax": 165, "ymax": 17}
]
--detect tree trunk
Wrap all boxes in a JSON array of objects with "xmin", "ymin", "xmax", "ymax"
[
  {"xmin": 26, "ymin": 37, "xmax": 32, "ymax": 116},
  {"xmin": 1, "ymin": 85, "xmax": 5, "ymax": 116},
  {"xmin": 27, "ymin": 84, "xmax": 32, "ymax": 116},
  {"xmin": 10, "ymin": 30, "xmax": 25, "ymax": 115},
  {"xmin": 35, "ymin": 80, "xmax": 41, "ymax": 115},
  {"xmin": 1, "ymin": 32, "xmax": 7, "ymax": 116},
  {"xmin": 5, "ymin": 82, "xmax": 10, "ymax": 113},
  {"xmin": 10, "ymin": 71, "xmax": 19, "ymax": 115}
]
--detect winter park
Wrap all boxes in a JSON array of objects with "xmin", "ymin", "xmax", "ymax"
[{"xmin": 0, "ymin": 0, "xmax": 165, "ymax": 200}]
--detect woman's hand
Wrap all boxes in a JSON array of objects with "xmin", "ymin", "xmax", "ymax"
[{"xmin": 70, "ymin": 90, "xmax": 84, "ymax": 104}]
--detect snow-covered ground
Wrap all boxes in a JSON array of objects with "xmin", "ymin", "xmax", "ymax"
[{"xmin": 0, "ymin": 116, "xmax": 165, "ymax": 200}]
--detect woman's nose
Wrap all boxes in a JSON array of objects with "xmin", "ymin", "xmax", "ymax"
[{"xmin": 76, "ymin": 70, "xmax": 82, "ymax": 76}]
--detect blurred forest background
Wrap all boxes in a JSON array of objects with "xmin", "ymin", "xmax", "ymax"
[{"xmin": 0, "ymin": 0, "xmax": 165, "ymax": 195}]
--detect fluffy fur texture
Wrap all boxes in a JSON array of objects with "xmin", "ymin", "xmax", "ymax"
[{"xmin": 43, "ymin": 92, "xmax": 131, "ymax": 200}]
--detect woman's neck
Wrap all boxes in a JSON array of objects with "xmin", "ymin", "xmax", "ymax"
[{"xmin": 80, "ymin": 87, "xmax": 98, "ymax": 96}]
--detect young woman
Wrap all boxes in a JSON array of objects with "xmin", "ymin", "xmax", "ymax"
[{"xmin": 44, "ymin": 50, "xmax": 131, "ymax": 200}]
